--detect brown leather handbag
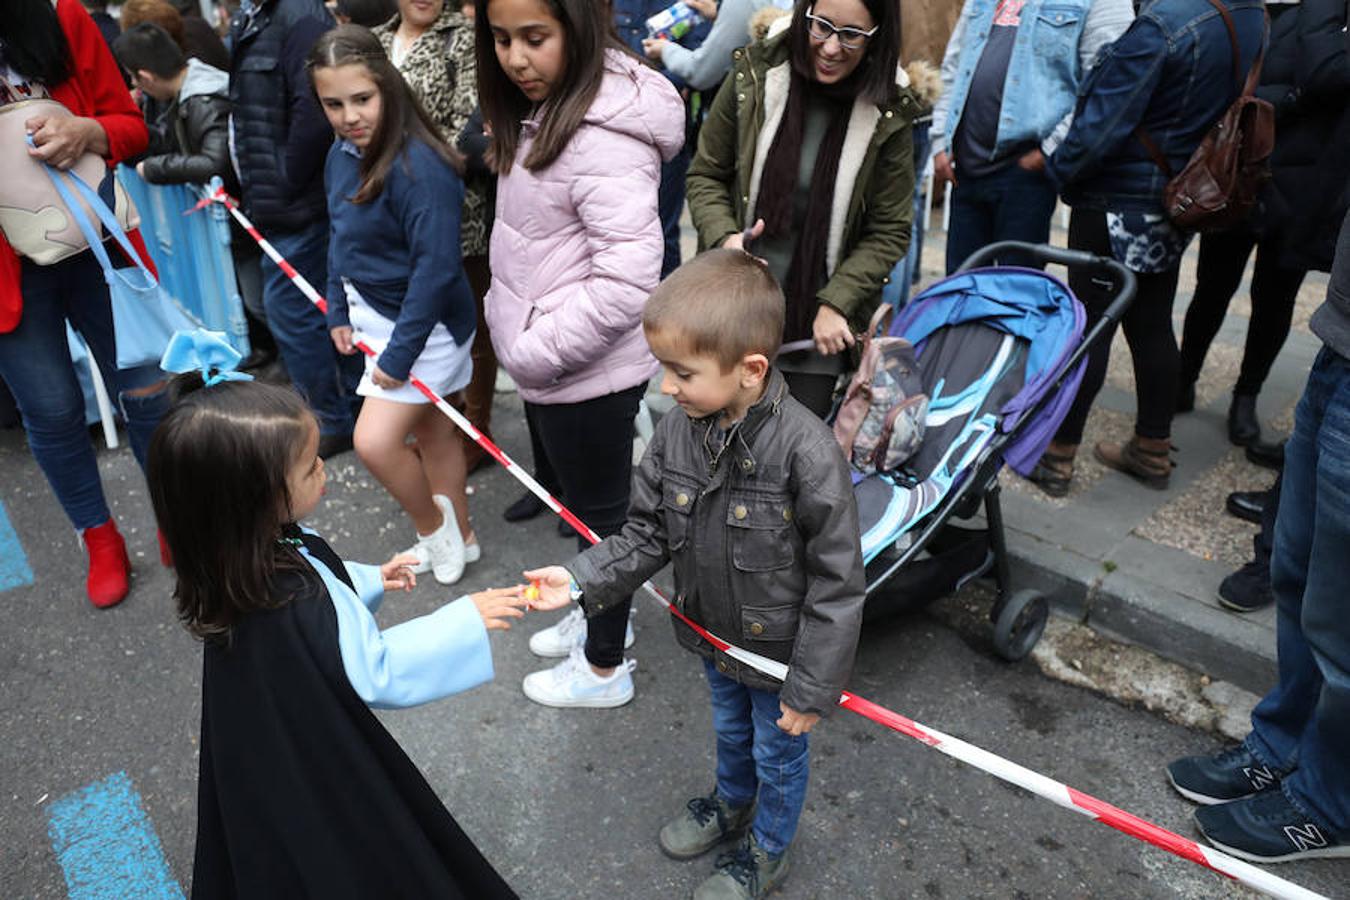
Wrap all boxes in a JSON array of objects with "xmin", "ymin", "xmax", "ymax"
[{"xmin": 1135, "ymin": 0, "xmax": 1274, "ymax": 232}]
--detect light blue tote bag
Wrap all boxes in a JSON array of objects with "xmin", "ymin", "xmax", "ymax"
[{"xmin": 39, "ymin": 159, "xmax": 198, "ymax": 369}]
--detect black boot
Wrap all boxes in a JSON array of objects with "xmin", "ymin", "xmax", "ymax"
[
  {"xmin": 1244, "ymin": 439, "xmax": 1284, "ymax": 470},
  {"xmin": 1227, "ymin": 393, "xmax": 1260, "ymax": 446},
  {"xmin": 1225, "ymin": 490, "xmax": 1265, "ymax": 525},
  {"xmin": 504, "ymin": 491, "xmax": 546, "ymax": 522},
  {"xmin": 1175, "ymin": 379, "xmax": 1197, "ymax": 414}
]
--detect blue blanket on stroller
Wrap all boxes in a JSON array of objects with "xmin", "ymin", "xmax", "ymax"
[
  {"xmin": 855, "ymin": 268, "xmax": 1086, "ymax": 562},
  {"xmin": 893, "ymin": 268, "xmax": 1086, "ymax": 477}
]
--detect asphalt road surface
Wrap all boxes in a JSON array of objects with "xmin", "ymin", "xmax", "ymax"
[{"xmin": 2, "ymin": 398, "xmax": 1345, "ymax": 899}]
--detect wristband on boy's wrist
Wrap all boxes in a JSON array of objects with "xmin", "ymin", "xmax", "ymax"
[{"xmin": 567, "ymin": 572, "xmax": 583, "ymax": 602}]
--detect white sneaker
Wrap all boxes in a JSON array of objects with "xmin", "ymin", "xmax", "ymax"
[
  {"xmin": 528, "ymin": 607, "xmax": 636, "ymax": 658},
  {"xmin": 406, "ymin": 538, "xmax": 480, "ymax": 569},
  {"xmin": 405, "ymin": 496, "xmax": 464, "ymax": 585},
  {"xmin": 522, "ymin": 645, "xmax": 637, "ymax": 708},
  {"xmin": 404, "ymin": 495, "xmax": 479, "ymax": 577}
]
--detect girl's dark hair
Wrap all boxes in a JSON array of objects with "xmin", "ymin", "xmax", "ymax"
[
  {"xmin": 787, "ymin": 0, "xmax": 901, "ymax": 104},
  {"xmin": 307, "ymin": 24, "xmax": 464, "ymax": 203},
  {"xmin": 147, "ymin": 375, "xmax": 314, "ymax": 639},
  {"xmin": 0, "ymin": 0, "xmax": 74, "ymax": 86},
  {"xmin": 474, "ymin": 0, "xmax": 627, "ymax": 173}
]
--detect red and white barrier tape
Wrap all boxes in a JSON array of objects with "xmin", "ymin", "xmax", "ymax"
[{"xmin": 197, "ymin": 186, "xmax": 1326, "ymax": 900}]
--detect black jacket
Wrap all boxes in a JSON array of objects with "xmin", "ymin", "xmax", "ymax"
[
  {"xmin": 569, "ymin": 370, "xmax": 866, "ymax": 716},
  {"xmin": 1257, "ymin": 0, "xmax": 1350, "ymax": 273},
  {"xmin": 140, "ymin": 60, "xmax": 238, "ymax": 193},
  {"xmin": 191, "ymin": 530, "xmax": 517, "ymax": 899},
  {"xmin": 227, "ymin": 0, "xmax": 334, "ymax": 231}
]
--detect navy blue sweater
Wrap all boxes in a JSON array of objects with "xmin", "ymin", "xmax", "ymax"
[{"xmin": 325, "ymin": 138, "xmax": 475, "ymax": 382}]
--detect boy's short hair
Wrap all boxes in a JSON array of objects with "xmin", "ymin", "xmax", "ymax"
[
  {"xmin": 643, "ymin": 248, "xmax": 786, "ymax": 371},
  {"xmin": 114, "ymin": 22, "xmax": 186, "ymax": 79}
]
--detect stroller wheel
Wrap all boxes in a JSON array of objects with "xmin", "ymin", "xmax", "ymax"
[{"xmin": 992, "ymin": 590, "xmax": 1049, "ymax": 662}]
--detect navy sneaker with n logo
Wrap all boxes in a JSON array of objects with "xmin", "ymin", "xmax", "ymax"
[
  {"xmin": 1195, "ymin": 789, "xmax": 1350, "ymax": 863},
  {"xmin": 1166, "ymin": 745, "xmax": 1289, "ymax": 805}
]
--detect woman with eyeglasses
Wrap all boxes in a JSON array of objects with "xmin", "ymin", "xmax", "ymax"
[{"xmin": 686, "ymin": 0, "xmax": 921, "ymax": 418}]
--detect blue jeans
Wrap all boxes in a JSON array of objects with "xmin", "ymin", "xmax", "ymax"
[
  {"xmin": 883, "ymin": 122, "xmax": 932, "ymax": 310},
  {"xmin": 260, "ymin": 219, "xmax": 361, "ymax": 436},
  {"xmin": 1245, "ymin": 347, "xmax": 1350, "ymax": 832},
  {"xmin": 703, "ymin": 658, "xmax": 810, "ymax": 856},
  {"xmin": 659, "ymin": 142, "xmax": 692, "ymax": 279},
  {"xmin": 0, "ymin": 250, "xmax": 167, "ymax": 530},
  {"xmin": 944, "ymin": 163, "xmax": 1058, "ymax": 274}
]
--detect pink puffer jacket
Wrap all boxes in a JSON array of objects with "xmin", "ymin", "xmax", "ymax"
[{"xmin": 486, "ymin": 50, "xmax": 685, "ymax": 405}]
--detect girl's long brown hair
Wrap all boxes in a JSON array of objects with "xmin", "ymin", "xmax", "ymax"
[
  {"xmin": 473, "ymin": 0, "xmax": 629, "ymax": 173},
  {"xmin": 148, "ymin": 376, "xmax": 314, "ymax": 640},
  {"xmin": 307, "ymin": 24, "xmax": 464, "ymax": 203}
]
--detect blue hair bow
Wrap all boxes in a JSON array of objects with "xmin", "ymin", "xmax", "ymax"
[{"xmin": 160, "ymin": 329, "xmax": 255, "ymax": 387}]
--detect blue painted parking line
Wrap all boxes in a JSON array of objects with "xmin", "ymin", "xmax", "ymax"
[
  {"xmin": 0, "ymin": 499, "xmax": 34, "ymax": 592},
  {"xmin": 46, "ymin": 772, "xmax": 184, "ymax": 900}
]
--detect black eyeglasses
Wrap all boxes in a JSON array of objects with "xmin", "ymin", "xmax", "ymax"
[{"xmin": 804, "ymin": 6, "xmax": 878, "ymax": 50}]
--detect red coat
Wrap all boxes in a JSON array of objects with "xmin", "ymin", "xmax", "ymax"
[{"xmin": 0, "ymin": 0, "xmax": 156, "ymax": 334}]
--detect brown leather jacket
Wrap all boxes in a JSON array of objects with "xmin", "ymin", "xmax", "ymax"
[{"xmin": 569, "ymin": 370, "xmax": 865, "ymax": 716}]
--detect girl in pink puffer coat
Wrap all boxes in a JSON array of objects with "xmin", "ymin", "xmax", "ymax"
[{"xmin": 474, "ymin": 0, "xmax": 684, "ymax": 708}]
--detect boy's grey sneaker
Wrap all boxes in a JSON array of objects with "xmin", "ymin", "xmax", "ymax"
[
  {"xmin": 659, "ymin": 793, "xmax": 753, "ymax": 860},
  {"xmin": 692, "ymin": 833, "xmax": 789, "ymax": 900},
  {"xmin": 1166, "ymin": 745, "xmax": 1290, "ymax": 805},
  {"xmin": 1195, "ymin": 789, "xmax": 1350, "ymax": 863}
]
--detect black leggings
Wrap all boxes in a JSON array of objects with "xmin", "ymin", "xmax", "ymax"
[
  {"xmin": 525, "ymin": 383, "xmax": 645, "ymax": 669},
  {"xmin": 1055, "ymin": 209, "xmax": 1183, "ymax": 445},
  {"xmin": 1179, "ymin": 229, "xmax": 1306, "ymax": 396}
]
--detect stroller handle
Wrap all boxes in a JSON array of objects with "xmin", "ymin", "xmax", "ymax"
[{"xmin": 956, "ymin": 241, "xmax": 1137, "ymax": 324}]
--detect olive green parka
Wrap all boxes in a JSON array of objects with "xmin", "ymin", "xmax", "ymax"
[{"xmin": 686, "ymin": 24, "xmax": 922, "ymax": 334}]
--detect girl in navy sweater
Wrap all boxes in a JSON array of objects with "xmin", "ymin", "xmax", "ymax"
[{"xmin": 312, "ymin": 26, "xmax": 480, "ymax": 585}]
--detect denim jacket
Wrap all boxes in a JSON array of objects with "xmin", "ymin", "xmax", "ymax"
[
  {"xmin": 931, "ymin": 0, "xmax": 1132, "ymax": 159},
  {"xmin": 1045, "ymin": 0, "xmax": 1266, "ymax": 212}
]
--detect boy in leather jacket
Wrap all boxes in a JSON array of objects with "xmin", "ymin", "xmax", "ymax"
[
  {"xmin": 526, "ymin": 248, "xmax": 865, "ymax": 900},
  {"xmin": 114, "ymin": 22, "xmax": 236, "ymax": 193}
]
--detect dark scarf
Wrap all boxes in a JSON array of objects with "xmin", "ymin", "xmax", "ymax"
[{"xmin": 756, "ymin": 67, "xmax": 861, "ymax": 342}]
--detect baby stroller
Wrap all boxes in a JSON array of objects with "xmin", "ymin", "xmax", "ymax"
[{"xmin": 846, "ymin": 242, "xmax": 1135, "ymax": 661}]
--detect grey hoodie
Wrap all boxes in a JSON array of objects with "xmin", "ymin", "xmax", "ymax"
[{"xmin": 140, "ymin": 59, "xmax": 236, "ymax": 189}]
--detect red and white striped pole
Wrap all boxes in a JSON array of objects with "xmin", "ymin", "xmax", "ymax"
[{"xmin": 197, "ymin": 186, "xmax": 1327, "ymax": 900}]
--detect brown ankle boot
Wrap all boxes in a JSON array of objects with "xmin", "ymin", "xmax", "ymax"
[
  {"xmin": 1026, "ymin": 443, "xmax": 1078, "ymax": 498},
  {"xmin": 1093, "ymin": 434, "xmax": 1174, "ymax": 490}
]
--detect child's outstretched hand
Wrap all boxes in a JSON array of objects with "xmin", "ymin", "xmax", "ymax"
[
  {"xmin": 777, "ymin": 703, "xmax": 820, "ymax": 737},
  {"xmin": 472, "ymin": 587, "xmax": 530, "ymax": 631},
  {"xmin": 520, "ymin": 566, "xmax": 573, "ymax": 611},
  {"xmin": 381, "ymin": 552, "xmax": 419, "ymax": 592}
]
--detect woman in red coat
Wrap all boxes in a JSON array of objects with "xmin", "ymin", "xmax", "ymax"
[{"xmin": 0, "ymin": 0, "xmax": 168, "ymax": 608}]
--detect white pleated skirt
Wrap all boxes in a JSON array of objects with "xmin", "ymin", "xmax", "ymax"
[{"xmin": 344, "ymin": 279, "xmax": 472, "ymax": 405}]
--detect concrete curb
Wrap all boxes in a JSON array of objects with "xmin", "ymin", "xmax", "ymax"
[{"xmin": 1002, "ymin": 526, "xmax": 1277, "ymax": 694}]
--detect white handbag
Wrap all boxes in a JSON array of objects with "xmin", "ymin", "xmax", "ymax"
[{"xmin": 0, "ymin": 98, "xmax": 140, "ymax": 265}]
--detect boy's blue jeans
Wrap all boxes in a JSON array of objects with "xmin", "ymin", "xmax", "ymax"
[
  {"xmin": 703, "ymin": 658, "xmax": 810, "ymax": 857},
  {"xmin": 1244, "ymin": 346, "xmax": 1350, "ymax": 833},
  {"xmin": 0, "ymin": 250, "xmax": 166, "ymax": 531}
]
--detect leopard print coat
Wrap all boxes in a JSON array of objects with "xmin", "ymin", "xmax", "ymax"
[{"xmin": 375, "ymin": 8, "xmax": 488, "ymax": 258}]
